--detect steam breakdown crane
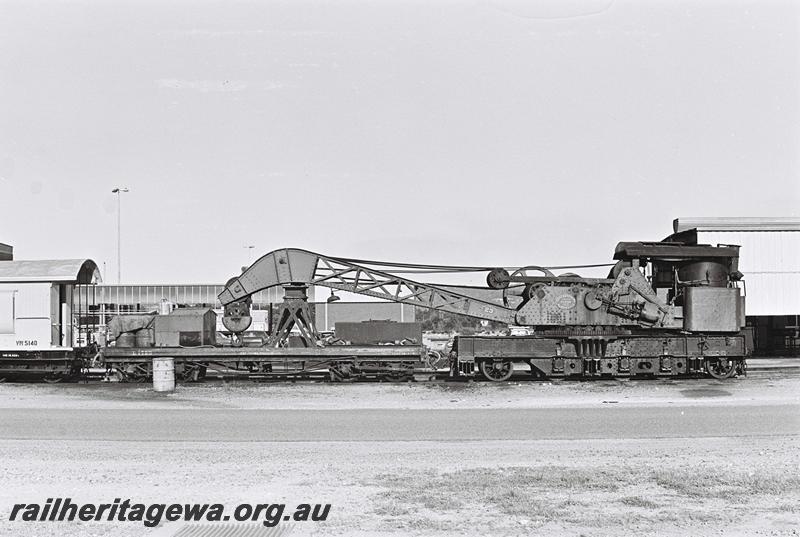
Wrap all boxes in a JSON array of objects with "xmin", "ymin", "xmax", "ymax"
[{"xmin": 219, "ymin": 241, "xmax": 748, "ymax": 381}]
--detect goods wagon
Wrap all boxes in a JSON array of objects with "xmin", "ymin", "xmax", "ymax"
[{"xmin": 0, "ymin": 259, "xmax": 101, "ymax": 381}]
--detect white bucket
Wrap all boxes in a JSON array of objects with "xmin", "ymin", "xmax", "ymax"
[{"xmin": 152, "ymin": 357, "xmax": 175, "ymax": 392}]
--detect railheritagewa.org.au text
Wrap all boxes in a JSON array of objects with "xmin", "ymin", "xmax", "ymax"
[{"xmin": 9, "ymin": 498, "xmax": 331, "ymax": 527}]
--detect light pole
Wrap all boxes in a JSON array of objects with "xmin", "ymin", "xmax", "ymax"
[
  {"xmin": 111, "ymin": 188, "xmax": 129, "ymax": 283},
  {"xmin": 243, "ymin": 245, "xmax": 255, "ymax": 265}
]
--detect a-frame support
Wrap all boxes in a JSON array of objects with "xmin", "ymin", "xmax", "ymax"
[{"xmin": 273, "ymin": 284, "xmax": 319, "ymax": 347}]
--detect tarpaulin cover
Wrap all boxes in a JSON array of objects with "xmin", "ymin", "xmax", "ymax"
[{"xmin": 107, "ymin": 315, "xmax": 155, "ymax": 339}]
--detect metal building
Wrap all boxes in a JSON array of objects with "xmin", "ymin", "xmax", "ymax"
[
  {"xmin": 672, "ymin": 217, "xmax": 800, "ymax": 354},
  {"xmin": 81, "ymin": 283, "xmax": 295, "ymax": 312},
  {"xmin": 0, "ymin": 243, "xmax": 12, "ymax": 261},
  {"xmin": 72, "ymin": 284, "xmax": 315, "ymax": 338}
]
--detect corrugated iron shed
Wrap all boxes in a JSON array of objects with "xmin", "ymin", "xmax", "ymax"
[
  {"xmin": 672, "ymin": 218, "xmax": 800, "ymax": 316},
  {"xmin": 0, "ymin": 259, "xmax": 101, "ymax": 284}
]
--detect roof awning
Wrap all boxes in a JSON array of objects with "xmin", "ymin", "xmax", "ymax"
[
  {"xmin": 673, "ymin": 217, "xmax": 800, "ymax": 233},
  {"xmin": 0, "ymin": 259, "xmax": 101, "ymax": 284}
]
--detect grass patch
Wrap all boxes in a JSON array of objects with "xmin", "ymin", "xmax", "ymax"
[
  {"xmin": 652, "ymin": 468, "xmax": 800, "ymax": 500},
  {"xmin": 619, "ymin": 496, "xmax": 660, "ymax": 508},
  {"xmin": 370, "ymin": 465, "xmax": 630, "ymax": 527},
  {"xmin": 373, "ymin": 503, "xmax": 413, "ymax": 517},
  {"xmin": 368, "ymin": 464, "xmax": 800, "ymax": 531},
  {"xmin": 772, "ymin": 502, "xmax": 799, "ymax": 513}
]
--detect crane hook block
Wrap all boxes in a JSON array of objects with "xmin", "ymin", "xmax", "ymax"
[{"xmin": 222, "ymin": 300, "xmax": 252, "ymax": 333}]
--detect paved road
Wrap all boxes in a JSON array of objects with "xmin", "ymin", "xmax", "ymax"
[{"xmin": 0, "ymin": 404, "xmax": 797, "ymax": 442}]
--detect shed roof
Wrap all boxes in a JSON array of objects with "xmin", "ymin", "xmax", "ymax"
[
  {"xmin": 674, "ymin": 217, "xmax": 800, "ymax": 233},
  {"xmin": 614, "ymin": 241, "xmax": 740, "ymax": 260},
  {"xmin": 0, "ymin": 259, "xmax": 101, "ymax": 284}
]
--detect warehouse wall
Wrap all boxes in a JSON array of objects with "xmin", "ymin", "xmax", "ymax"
[
  {"xmin": 78, "ymin": 284, "xmax": 315, "ymax": 310},
  {"xmin": 695, "ymin": 231, "xmax": 800, "ymax": 316}
]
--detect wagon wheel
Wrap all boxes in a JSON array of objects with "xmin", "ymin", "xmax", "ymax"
[
  {"xmin": 479, "ymin": 359, "xmax": 514, "ymax": 382},
  {"xmin": 42, "ymin": 373, "xmax": 64, "ymax": 384},
  {"xmin": 425, "ymin": 351, "xmax": 449, "ymax": 370},
  {"xmin": 501, "ymin": 266, "xmax": 556, "ymax": 308},
  {"xmin": 122, "ymin": 364, "xmax": 149, "ymax": 383},
  {"xmin": 110, "ymin": 369, "xmax": 126, "ymax": 382},
  {"xmin": 329, "ymin": 362, "xmax": 353, "ymax": 382},
  {"xmin": 180, "ymin": 364, "xmax": 201, "ymax": 382},
  {"xmin": 704, "ymin": 358, "xmax": 737, "ymax": 379}
]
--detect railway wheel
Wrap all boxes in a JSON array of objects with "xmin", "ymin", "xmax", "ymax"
[
  {"xmin": 121, "ymin": 364, "xmax": 148, "ymax": 383},
  {"xmin": 329, "ymin": 363, "xmax": 353, "ymax": 382},
  {"xmin": 704, "ymin": 358, "xmax": 737, "ymax": 379},
  {"xmin": 479, "ymin": 359, "xmax": 514, "ymax": 382},
  {"xmin": 127, "ymin": 372, "xmax": 148, "ymax": 383},
  {"xmin": 180, "ymin": 365, "xmax": 202, "ymax": 382},
  {"xmin": 42, "ymin": 373, "xmax": 64, "ymax": 384},
  {"xmin": 426, "ymin": 351, "xmax": 449, "ymax": 370}
]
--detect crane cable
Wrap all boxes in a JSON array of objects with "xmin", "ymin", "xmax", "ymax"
[{"xmin": 331, "ymin": 256, "xmax": 614, "ymax": 274}]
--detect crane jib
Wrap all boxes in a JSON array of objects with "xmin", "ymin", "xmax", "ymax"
[{"xmin": 218, "ymin": 248, "xmax": 517, "ymax": 324}]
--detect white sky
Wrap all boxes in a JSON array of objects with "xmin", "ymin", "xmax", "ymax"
[{"xmin": 0, "ymin": 0, "xmax": 797, "ymax": 285}]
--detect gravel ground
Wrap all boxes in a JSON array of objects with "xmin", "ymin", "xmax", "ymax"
[
  {"xmin": 1, "ymin": 437, "xmax": 797, "ymax": 537},
  {"xmin": 0, "ymin": 359, "xmax": 797, "ymax": 537},
  {"xmin": 0, "ymin": 360, "xmax": 797, "ymax": 411}
]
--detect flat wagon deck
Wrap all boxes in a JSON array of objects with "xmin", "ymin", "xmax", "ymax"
[{"xmin": 100, "ymin": 344, "xmax": 427, "ymax": 382}]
